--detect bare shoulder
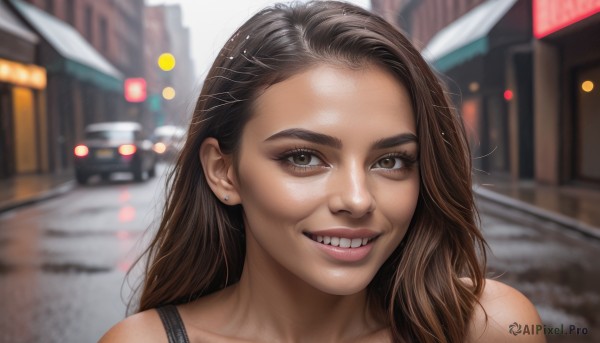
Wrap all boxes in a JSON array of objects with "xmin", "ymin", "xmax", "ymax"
[
  {"xmin": 466, "ymin": 278, "xmax": 546, "ymax": 343},
  {"xmin": 98, "ymin": 309, "xmax": 166, "ymax": 343}
]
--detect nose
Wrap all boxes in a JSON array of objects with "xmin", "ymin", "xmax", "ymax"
[{"xmin": 328, "ymin": 162, "xmax": 376, "ymax": 218}]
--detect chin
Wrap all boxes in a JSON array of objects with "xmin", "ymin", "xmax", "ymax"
[{"xmin": 308, "ymin": 271, "xmax": 376, "ymax": 296}]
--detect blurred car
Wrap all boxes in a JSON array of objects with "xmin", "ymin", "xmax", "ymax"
[
  {"xmin": 152, "ymin": 125, "xmax": 186, "ymax": 161},
  {"xmin": 73, "ymin": 122, "xmax": 157, "ymax": 184}
]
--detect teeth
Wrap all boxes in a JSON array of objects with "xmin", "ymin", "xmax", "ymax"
[
  {"xmin": 339, "ymin": 238, "xmax": 351, "ymax": 248},
  {"xmin": 330, "ymin": 237, "xmax": 340, "ymax": 247},
  {"xmin": 309, "ymin": 235, "xmax": 372, "ymax": 248}
]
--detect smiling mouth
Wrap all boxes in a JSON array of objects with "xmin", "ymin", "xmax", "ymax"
[{"xmin": 303, "ymin": 233, "xmax": 378, "ymax": 248}]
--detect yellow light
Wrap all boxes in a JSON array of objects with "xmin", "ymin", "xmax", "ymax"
[
  {"xmin": 582, "ymin": 80, "xmax": 594, "ymax": 93},
  {"xmin": 0, "ymin": 58, "xmax": 46, "ymax": 89},
  {"xmin": 162, "ymin": 86, "xmax": 176, "ymax": 100},
  {"xmin": 0, "ymin": 62, "xmax": 10, "ymax": 79},
  {"xmin": 15, "ymin": 65, "xmax": 29, "ymax": 84},
  {"xmin": 158, "ymin": 53, "xmax": 176, "ymax": 71},
  {"xmin": 29, "ymin": 66, "xmax": 47, "ymax": 89}
]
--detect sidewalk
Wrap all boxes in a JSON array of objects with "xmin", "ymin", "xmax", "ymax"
[
  {"xmin": 474, "ymin": 174, "xmax": 600, "ymax": 239},
  {"xmin": 0, "ymin": 171, "xmax": 598, "ymax": 239},
  {"xmin": 0, "ymin": 172, "xmax": 76, "ymax": 213}
]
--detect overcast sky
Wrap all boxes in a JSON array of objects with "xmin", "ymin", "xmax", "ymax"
[{"xmin": 145, "ymin": 0, "xmax": 372, "ymax": 79}]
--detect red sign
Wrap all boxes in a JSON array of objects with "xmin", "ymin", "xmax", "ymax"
[
  {"xmin": 534, "ymin": 0, "xmax": 600, "ymax": 38},
  {"xmin": 124, "ymin": 78, "xmax": 147, "ymax": 102}
]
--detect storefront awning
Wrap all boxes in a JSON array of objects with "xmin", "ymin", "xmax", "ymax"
[
  {"xmin": 422, "ymin": 0, "xmax": 518, "ymax": 72},
  {"xmin": 10, "ymin": 0, "xmax": 123, "ymax": 92}
]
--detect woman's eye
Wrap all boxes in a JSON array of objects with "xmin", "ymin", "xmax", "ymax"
[
  {"xmin": 373, "ymin": 156, "xmax": 403, "ymax": 170},
  {"xmin": 287, "ymin": 152, "xmax": 322, "ymax": 167}
]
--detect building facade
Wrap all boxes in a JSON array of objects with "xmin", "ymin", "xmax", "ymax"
[
  {"xmin": 22, "ymin": 0, "xmax": 147, "ymax": 125},
  {"xmin": 532, "ymin": 0, "xmax": 600, "ymax": 186},
  {"xmin": 372, "ymin": 0, "xmax": 600, "ymax": 188},
  {"xmin": 4, "ymin": 0, "xmax": 124, "ymax": 177},
  {"xmin": 0, "ymin": 0, "xmax": 47, "ymax": 178}
]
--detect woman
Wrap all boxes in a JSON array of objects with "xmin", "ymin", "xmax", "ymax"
[{"xmin": 101, "ymin": 1, "xmax": 544, "ymax": 342}]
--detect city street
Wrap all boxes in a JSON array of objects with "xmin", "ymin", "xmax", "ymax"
[
  {"xmin": 478, "ymin": 200, "xmax": 600, "ymax": 343},
  {"xmin": 0, "ymin": 165, "xmax": 598, "ymax": 343},
  {"xmin": 0, "ymin": 164, "xmax": 169, "ymax": 343}
]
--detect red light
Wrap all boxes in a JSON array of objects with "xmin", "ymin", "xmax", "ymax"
[
  {"xmin": 74, "ymin": 145, "xmax": 89, "ymax": 157},
  {"xmin": 118, "ymin": 144, "xmax": 137, "ymax": 156},
  {"xmin": 504, "ymin": 90, "xmax": 513, "ymax": 101},
  {"xmin": 124, "ymin": 78, "xmax": 147, "ymax": 102}
]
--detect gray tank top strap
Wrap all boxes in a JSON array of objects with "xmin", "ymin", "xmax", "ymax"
[{"xmin": 156, "ymin": 305, "xmax": 191, "ymax": 343}]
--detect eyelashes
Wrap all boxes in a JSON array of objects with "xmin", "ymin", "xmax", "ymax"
[{"xmin": 274, "ymin": 147, "xmax": 417, "ymax": 175}]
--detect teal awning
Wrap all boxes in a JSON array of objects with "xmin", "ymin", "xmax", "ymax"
[
  {"xmin": 422, "ymin": 0, "xmax": 517, "ymax": 72},
  {"xmin": 10, "ymin": 0, "xmax": 123, "ymax": 92}
]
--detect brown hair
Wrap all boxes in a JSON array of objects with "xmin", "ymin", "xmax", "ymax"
[{"xmin": 132, "ymin": 2, "xmax": 487, "ymax": 342}]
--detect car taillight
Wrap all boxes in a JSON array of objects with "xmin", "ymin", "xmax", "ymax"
[
  {"xmin": 118, "ymin": 144, "xmax": 137, "ymax": 156},
  {"xmin": 153, "ymin": 142, "xmax": 167, "ymax": 154},
  {"xmin": 74, "ymin": 145, "xmax": 89, "ymax": 157}
]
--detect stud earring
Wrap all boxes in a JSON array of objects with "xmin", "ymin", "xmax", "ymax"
[{"xmin": 223, "ymin": 195, "xmax": 230, "ymax": 201}]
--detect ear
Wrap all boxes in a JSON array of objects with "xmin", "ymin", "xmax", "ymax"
[{"xmin": 199, "ymin": 137, "xmax": 241, "ymax": 205}]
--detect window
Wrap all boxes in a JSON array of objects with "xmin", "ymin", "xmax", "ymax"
[
  {"xmin": 85, "ymin": 5, "xmax": 93, "ymax": 41},
  {"xmin": 45, "ymin": 0, "xmax": 54, "ymax": 14},
  {"xmin": 99, "ymin": 17, "xmax": 108, "ymax": 52},
  {"xmin": 65, "ymin": 0, "xmax": 75, "ymax": 26}
]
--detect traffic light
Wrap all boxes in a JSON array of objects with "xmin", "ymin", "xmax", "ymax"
[{"xmin": 124, "ymin": 78, "xmax": 147, "ymax": 102}]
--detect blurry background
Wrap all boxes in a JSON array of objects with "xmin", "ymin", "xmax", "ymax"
[{"xmin": 0, "ymin": 0, "xmax": 598, "ymax": 342}]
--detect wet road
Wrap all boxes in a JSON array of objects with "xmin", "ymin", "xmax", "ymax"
[
  {"xmin": 0, "ymin": 167, "xmax": 598, "ymax": 342},
  {"xmin": 0, "ymin": 165, "xmax": 168, "ymax": 343},
  {"xmin": 479, "ymin": 199, "xmax": 600, "ymax": 343}
]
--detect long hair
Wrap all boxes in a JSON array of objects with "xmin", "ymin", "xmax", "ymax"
[{"xmin": 133, "ymin": 2, "xmax": 487, "ymax": 342}]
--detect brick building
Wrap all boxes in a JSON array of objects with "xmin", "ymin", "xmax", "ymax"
[
  {"xmin": 23, "ymin": 0, "xmax": 145, "ymax": 78},
  {"xmin": 372, "ymin": 0, "xmax": 600, "ymax": 188},
  {"xmin": 2, "ymin": 0, "xmax": 150, "ymax": 176}
]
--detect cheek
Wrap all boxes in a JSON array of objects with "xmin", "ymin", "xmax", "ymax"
[
  {"xmin": 378, "ymin": 175, "xmax": 420, "ymax": 230},
  {"xmin": 237, "ymin": 163, "xmax": 326, "ymax": 227}
]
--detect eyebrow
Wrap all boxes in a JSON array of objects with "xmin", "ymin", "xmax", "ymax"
[{"xmin": 264, "ymin": 128, "xmax": 418, "ymax": 149}]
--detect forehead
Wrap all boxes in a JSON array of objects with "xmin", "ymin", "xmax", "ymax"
[{"xmin": 246, "ymin": 63, "xmax": 416, "ymax": 141}]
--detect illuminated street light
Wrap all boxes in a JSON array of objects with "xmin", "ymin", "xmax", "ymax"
[
  {"xmin": 162, "ymin": 86, "xmax": 176, "ymax": 100},
  {"xmin": 158, "ymin": 53, "xmax": 176, "ymax": 71}
]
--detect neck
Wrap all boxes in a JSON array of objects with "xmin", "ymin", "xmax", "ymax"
[{"xmin": 223, "ymin": 233, "xmax": 384, "ymax": 342}]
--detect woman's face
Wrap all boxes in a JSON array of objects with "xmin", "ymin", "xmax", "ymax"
[{"xmin": 234, "ymin": 63, "xmax": 420, "ymax": 295}]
